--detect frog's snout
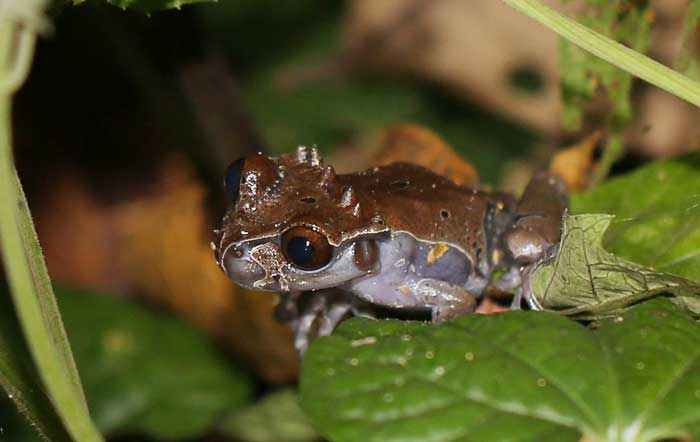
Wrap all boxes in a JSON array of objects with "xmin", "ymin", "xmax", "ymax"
[{"xmin": 220, "ymin": 244, "xmax": 266, "ymax": 286}]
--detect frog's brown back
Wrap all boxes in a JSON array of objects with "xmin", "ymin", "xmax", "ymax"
[{"xmin": 341, "ymin": 162, "xmax": 513, "ymax": 265}]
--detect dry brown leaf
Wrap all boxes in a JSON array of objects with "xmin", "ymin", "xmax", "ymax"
[
  {"xmin": 475, "ymin": 298, "xmax": 510, "ymax": 314},
  {"xmin": 549, "ymin": 132, "xmax": 600, "ymax": 192},
  {"xmin": 372, "ymin": 124, "xmax": 479, "ymax": 186},
  {"xmin": 34, "ymin": 174, "xmax": 131, "ymax": 292}
]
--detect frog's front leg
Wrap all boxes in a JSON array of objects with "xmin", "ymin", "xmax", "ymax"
[
  {"xmin": 275, "ymin": 290, "xmax": 377, "ymax": 354},
  {"xmin": 414, "ymin": 279, "xmax": 477, "ymax": 323},
  {"xmin": 503, "ymin": 171, "xmax": 567, "ymax": 309}
]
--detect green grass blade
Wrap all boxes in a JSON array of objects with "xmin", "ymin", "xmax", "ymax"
[
  {"xmin": 501, "ymin": 0, "xmax": 700, "ymax": 106},
  {"xmin": 0, "ymin": 15, "xmax": 104, "ymax": 442}
]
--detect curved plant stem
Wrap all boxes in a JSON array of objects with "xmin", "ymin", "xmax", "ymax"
[
  {"xmin": 501, "ymin": 0, "xmax": 700, "ymax": 106},
  {"xmin": 0, "ymin": 12, "xmax": 104, "ymax": 442}
]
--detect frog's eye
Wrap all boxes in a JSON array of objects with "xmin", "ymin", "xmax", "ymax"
[
  {"xmin": 281, "ymin": 226, "xmax": 332, "ymax": 271},
  {"xmin": 224, "ymin": 158, "xmax": 245, "ymax": 203}
]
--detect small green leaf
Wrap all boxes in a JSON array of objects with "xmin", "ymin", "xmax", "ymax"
[
  {"xmin": 0, "ymin": 292, "xmax": 71, "ymax": 442},
  {"xmin": 220, "ymin": 388, "xmax": 319, "ymax": 442},
  {"xmin": 558, "ymin": 0, "xmax": 652, "ymax": 131},
  {"xmin": 300, "ymin": 299, "xmax": 700, "ymax": 442},
  {"xmin": 571, "ymin": 154, "xmax": 700, "ymax": 280},
  {"xmin": 57, "ymin": 288, "xmax": 252, "ymax": 440},
  {"xmin": 530, "ymin": 214, "xmax": 700, "ymax": 317}
]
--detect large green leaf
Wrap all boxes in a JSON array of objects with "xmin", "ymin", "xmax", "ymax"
[
  {"xmin": 301, "ymin": 299, "xmax": 700, "ymax": 442},
  {"xmin": 570, "ymin": 154, "xmax": 700, "ymax": 279},
  {"xmin": 0, "ymin": 291, "xmax": 71, "ymax": 442},
  {"xmin": 530, "ymin": 214, "xmax": 700, "ymax": 317},
  {"xmin": 57, "ymin": 288, "xmax": 252, "ymax": 440}
]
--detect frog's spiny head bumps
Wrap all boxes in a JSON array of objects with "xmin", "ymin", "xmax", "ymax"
[
  {"xmin": 236, "ymin": 153, "xmax": 279, "ymax": 205},
  {"xmin": 295, "ymin": 145, "xmax": 322, "ymax": 167}
]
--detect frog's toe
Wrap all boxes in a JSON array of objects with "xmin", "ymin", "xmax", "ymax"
[
  {"xmin": 427, "ymin": 286, "xmax": 477, "ymax": 323},
  {"xmin": 504, "ymin": 225, "xmax": 548, "ymax": 264}
]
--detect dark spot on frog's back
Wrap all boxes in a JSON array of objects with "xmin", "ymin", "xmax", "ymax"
[
  {"xmin": 300, "ymin": 196, "xmax": 316, "ymax": 204},
  {"xmin": 440, "ymin": 209, "xmax": 450, "ymax": 220},
  {"xmin": 390, "ymin": 179, "xmax": 410, "ymax": 189}
]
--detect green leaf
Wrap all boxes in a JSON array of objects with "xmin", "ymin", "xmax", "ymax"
[
  {"xmin": 56, "ymin": 288, "xmax": 252, "ymax": 440},
  {"xmin": 530, "ymin": 214, "xmax": 700, "ymax": 317},
  {"xmin": 220, "ymin": 388, "xmax": 319, "ymax": 442},
  {"xmin": 0, "ymin": 292, "xmax": 71, "ymax": 442},
  {"xmin": 70, "ymin": 0, "xmax": 212, "ymax": 12},
  {"xmin": 571, "ymin": 154, "xmax": 700, "ymax": 280},
  {"xmin": 300, "ymin": 299, "xmax": 700, "ymax": 442}
]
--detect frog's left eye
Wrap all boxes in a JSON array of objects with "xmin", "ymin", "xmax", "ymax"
[
  {"xmin": 281, "ymin": 226, "xmax": 332, "ymax": 271},
  {"xmin": 224, "ymin": 158, "xmax": 245, "ymax": 203}
]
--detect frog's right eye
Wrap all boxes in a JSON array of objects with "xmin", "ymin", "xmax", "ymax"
[
  {"xmin": 281, "ymin": 226, "xmax": 332, "ymax": 271},
  {"xmin": 224, "ymin": 158, "xmax": 245, "ymax": 203}
]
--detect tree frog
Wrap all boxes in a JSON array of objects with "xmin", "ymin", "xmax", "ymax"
[{"xmin": 214, "ymin": 147, "xmax": 567, "ymax": 352}]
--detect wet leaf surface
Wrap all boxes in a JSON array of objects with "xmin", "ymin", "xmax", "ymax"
[
  {"xmin": 57, "ymin": 288, "xmax": 252, "ymax": 440},
  {"xmin": 300, "ymin": 299, "xmax": 700, "ymax": 442}
]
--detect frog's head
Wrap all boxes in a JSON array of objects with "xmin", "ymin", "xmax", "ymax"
[{"xmin": 214, "ymin": 147, "xmax": 388, "ymax": 292}]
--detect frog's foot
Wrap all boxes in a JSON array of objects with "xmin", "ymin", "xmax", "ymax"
[
  {"xmin": 492, "ymin": 266, "xmax": 522, "ymax": 292},
  {"xmin": 510, "ymin": 242, "xmax": 559, "ymax": 311},
  {"xmin": 276, "ymin": 290, "xmax": 377, "ymax": 355},
  {"xmin": 414, "ymin": 279, "xmax": 477, "ymax": 323}
]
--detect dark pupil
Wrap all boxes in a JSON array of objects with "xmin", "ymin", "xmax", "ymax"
[
  {"xmin": 286, "ymin": 236, "xmax": 315, "ymax": 266},
  {"xmin": 224, "ymin": 158, "xmax": 245, "ymax": 203}
]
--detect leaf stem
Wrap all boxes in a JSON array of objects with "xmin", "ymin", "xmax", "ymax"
[
  {"xmin": 501, "ymin": 0, "xmax": 700, "ymax": 106},
  {"xmin": 0, "ymin": 11, "xmax": 104, "ymax": 442}
]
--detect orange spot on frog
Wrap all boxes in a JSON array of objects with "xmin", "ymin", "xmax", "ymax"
[{"xmin": 427, "ymin": 243, "xmax": 450, "ymax": 266}]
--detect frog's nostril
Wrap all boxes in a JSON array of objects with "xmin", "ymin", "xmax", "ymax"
[
  {"xmin": 221, "ymin": 246, "xmax": 264, "ymax": 282},
  {"xmin": 230, "ymin": 246, "xmax": 244, "ymax": 259}
]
